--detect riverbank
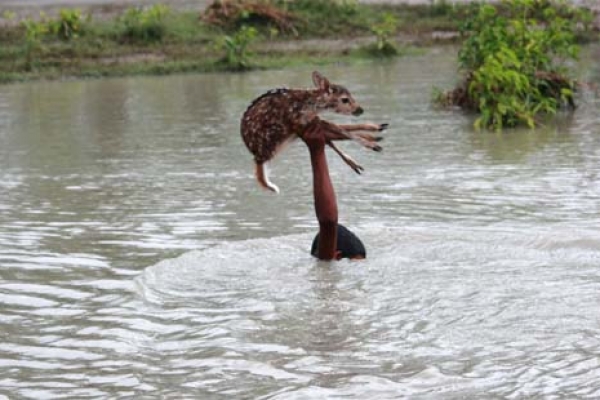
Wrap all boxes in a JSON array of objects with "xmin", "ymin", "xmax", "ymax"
[
  {"xmin": 1, "ymin": 0, "xmax": 598, "ymax": 27},
  {"xmin": 0, "ymin": 0, "xmax": 597, "ymax": 84}
]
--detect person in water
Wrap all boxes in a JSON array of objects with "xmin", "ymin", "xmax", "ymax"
[
  {"xmin": 302, "ymin": 122, "xmax": 366, "ymax": 260},
  {"xmin": 311, "ymin": 224, "xmax": 366, "ymax": 260}
]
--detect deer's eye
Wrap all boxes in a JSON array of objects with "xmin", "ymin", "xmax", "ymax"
[{"xmin": 341, "ymin": 98, "xmax": 350, "ymax": 104}]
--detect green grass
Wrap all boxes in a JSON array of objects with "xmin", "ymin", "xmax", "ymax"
[
  {"xmin": 0, "ymin": 0, "xmax": 595, "ymax": 84},
  {"xmin": 270, "ymin": 1, "xmax": 468, "ymax": 38}
]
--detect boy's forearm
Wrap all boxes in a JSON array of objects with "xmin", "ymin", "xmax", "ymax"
[{"xmin": 309, "ymin": 145, "xmax": 338, "ymax": 260}]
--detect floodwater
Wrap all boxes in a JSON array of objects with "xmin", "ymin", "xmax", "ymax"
[{"xmin": 1, "ymin": 46, "xmax": 600, "ymax": 399}]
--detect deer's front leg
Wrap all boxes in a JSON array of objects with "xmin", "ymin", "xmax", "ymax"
[
  {"xmin": 337, "ymin": 123, "xmax": 389, "ymax": 132},
  {"xmin": 338, "ymin": 123, "xmax": 388, "ymax": 144},
  {"xmin": 317, "ymin": 120, "xmax": 383, "ymax": 152}
]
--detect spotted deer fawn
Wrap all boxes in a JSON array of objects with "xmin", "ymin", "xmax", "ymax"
[{"xmin": 241, "ymin": 71, "xmax": 387, "ymax": 193}]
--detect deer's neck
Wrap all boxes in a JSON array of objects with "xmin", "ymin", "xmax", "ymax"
[{"xmin": 288, "ymin": 89, "xmax": 325, "ymax": 125}]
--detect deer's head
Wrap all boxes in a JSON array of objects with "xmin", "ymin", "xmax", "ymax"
[{"xmin": 312, "ymin": 71, "xmax": 364, "ymax": 117}]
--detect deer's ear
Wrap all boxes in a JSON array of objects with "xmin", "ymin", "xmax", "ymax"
[{"xmin": 312, "ymin": 71, "xmax": 330, "ymax": 92}]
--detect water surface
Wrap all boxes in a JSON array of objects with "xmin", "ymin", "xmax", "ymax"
[{"xmin": 1, "ymin": 46, "xmax": 600, "ymax": 399}]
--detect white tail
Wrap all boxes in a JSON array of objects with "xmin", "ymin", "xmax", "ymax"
[{"xmin": 255, "ymin": 162, "xmax": 280, "ymax": 194}]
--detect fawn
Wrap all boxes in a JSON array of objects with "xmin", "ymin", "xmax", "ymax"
[{"xmin": 241, "ymin": 71, "xmax": 387, "ymax": 193}]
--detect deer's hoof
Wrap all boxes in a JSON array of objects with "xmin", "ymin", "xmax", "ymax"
[{"xmin": 378, "ymin": 123, "xmax": 389, "ymax": 131}]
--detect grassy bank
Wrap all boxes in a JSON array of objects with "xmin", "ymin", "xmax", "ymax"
[{"xmin": 0, "ymin": 0, "xmax": 596, "ymax": 83}]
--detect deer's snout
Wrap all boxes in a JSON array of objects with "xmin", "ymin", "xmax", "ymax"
[{"xmin": 352, "ymin": 107, "xmax": 364, "ymax": 116}]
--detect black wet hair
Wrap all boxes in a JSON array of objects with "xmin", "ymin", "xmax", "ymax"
[{"xmin": 310, "ymin": 224, "xmax": 366, "ymax": 259}]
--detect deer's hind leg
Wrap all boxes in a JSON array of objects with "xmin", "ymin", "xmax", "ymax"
[
  {"xmin": 308, "ymin": 119, "xmax": 388, "ymax": 174},
  {"xmin": 255, "ymin": 161, "xmax": 280, "ymax": 193},
  {"xmin": 327, "ymin": 141, "xmax": 364, "ymax": 175}
]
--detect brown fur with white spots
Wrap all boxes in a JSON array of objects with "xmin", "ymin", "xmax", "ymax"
[{"xmin": 241, "ymin": 71, "xmax": 387, "ymax": 193}]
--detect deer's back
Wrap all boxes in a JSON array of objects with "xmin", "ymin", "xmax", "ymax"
[{"xmin": 241, "ymin": 88, "xmax": 311, "ymax": 164}]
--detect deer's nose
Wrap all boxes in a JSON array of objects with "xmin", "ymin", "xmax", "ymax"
[{"xmin": 352, "ymin": 107, "xmax": 364, "ymax": 116}]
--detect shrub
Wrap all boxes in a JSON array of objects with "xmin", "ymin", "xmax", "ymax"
[
  {"xmin": 2, "ymin": 11, "xmax": 16, "ymax": 22},
  {"xmin": 118, "ymin": 4, "xmax": 170, "ymax": 43},
  {"xmin": 435, "ymin": 0, "xmax": 591, "ymax": 130},
  {"xmin": 282, "ymin": 0, "xmax": 358, "ymax": 16},
  {"xmin": 217, "ymin": 25, "xmax": 258, "ymax": 70},
  {"xmin": 21, "ymin": 17, "xmax": 47, "ymax": 70},
  {"xmin": 276, "ymin": 0, "xmax": 367, "ymax": 37},
  {"xmin": 48, "ymin": 9, "xmax": 87, "ymax": 40},
  {"xmin": 203, "ymin": 0, "xmax": 297, "ymax": 34},
  {"xmin": 367, "ymin": 12, "xmax": 399, "ymax": 57},
  {"xmin": 427, "ymin": 0, "xmax": 455, "ymax": 17}
]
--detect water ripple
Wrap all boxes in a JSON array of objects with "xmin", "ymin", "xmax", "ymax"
[
  {"xmin": 127, "ymin": 227, "xmax": 600, "ymax": 398},
  {"xmin": 1, "ymin": 47, "xmax": 600, "ymax": 399}
]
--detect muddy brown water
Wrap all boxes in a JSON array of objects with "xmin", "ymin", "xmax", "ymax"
[{"xmin": 1, "ymin": 46, "xmax": 600, "ymax": 399}]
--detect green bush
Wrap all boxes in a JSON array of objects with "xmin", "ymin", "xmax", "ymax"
[
  {"xmin": 281, "ymin": 0, "xmax": 359, "ymax": 16},
  {"xmin": 275, "ymin": 0, "xmax": 368, "ymax": 36},
  {"xmin": 217, "ymin": 25, "xmax": 258, "ymax": 70},
  {"xmin": 427, "ymin": 0, "xmax": 455, "ymax": 17},
  {"xmin": 367, "ymin": 12, "xmax": 399, "ymax": 57},
  {"xmin": 118, "ymin": 4, "xmax": 170, "ymax": 43},
  {"xmin": 436, "ymin": 0, "xmax": 590, "ymax": 130},
  {"xmin": 2, "ymin": 11, "xmax": 16, "ymax": 22},
  {"xmin": 48, "ymin": 9, "xmax": 87, "ymax": 40},
  {"xmin": 21, "ymin": 17, "xmax": 47, "ymax": 70}
]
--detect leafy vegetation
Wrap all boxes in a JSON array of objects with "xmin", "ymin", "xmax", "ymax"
[
  {"xmin": 20, "ymin": 16, "xmax": 47, "ymax": 70},
  {"xmin": 0, "ymin": 0, "xmax": 595, "ymax": 84},
  {"xmin": 117, "ymin": 4, "xmax": 171, "ymax": 43},
  {"xmin": 203, "ymin": 0, "xmax": 297, "ymax": 34},
  {"xmin": 362, "ymin": 12, "xmax": 400, "ymax": 57},
  {"xmin": 435, "ymin": 0, "xmax": 594, "ymax": 130},
  {"xmin": 48, "ymin": 9, "xmax": 87, "ymax": 40},
  {"xmin": 217, "ymin": 25, "xmax": 258, "ymax": 70},
  {"xmin": 275, "ymin": 0, "xmax": 361, "ymax": 36}
]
